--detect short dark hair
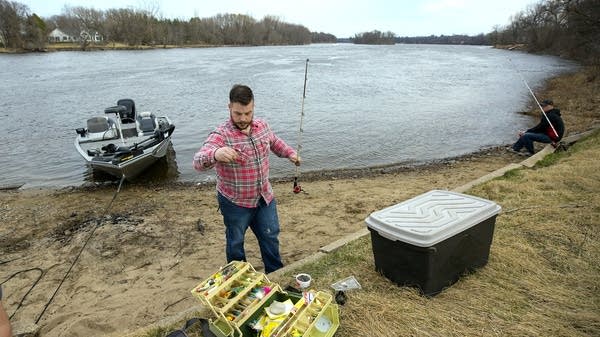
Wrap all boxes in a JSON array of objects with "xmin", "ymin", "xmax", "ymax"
[{"xmin": 229, "ymin": 84, "xmax": 254, "ymax": 105}]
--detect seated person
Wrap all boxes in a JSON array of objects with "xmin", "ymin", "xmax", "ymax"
[{"xmin": 510, "ymin": 99, "xmax": 565, "ymax": 156}]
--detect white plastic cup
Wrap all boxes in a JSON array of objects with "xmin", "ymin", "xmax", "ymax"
[{"xmin": 295, "ymin": 273, "xmax": 312, "ymax": 289}]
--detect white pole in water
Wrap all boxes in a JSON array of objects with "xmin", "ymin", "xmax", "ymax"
[{"xmin": 508, "ymin": 57, "xmax": 559, "ymax": 139}]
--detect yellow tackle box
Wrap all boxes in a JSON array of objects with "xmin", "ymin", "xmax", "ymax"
[{"xmin": 191, "ymin": 261, "xmax": 339, "ymax": 337}]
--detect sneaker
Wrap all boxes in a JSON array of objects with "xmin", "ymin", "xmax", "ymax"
[{"xmin": 506, "ymin": 147, "xmax": 521, "ymax": 155}]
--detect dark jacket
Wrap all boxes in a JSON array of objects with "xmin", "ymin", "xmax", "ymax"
[{"xmin": 527, "ymin": 108, "xmax": 565, "ymax": 141}]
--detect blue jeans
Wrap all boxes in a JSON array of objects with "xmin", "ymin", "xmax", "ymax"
[
  {"xmin": 512, "ymin": 132, "xmax": 552, "ymax": 154},
  {"xmin": 217, "ymin": 193, "xmax": 283, "ymax": 273}
]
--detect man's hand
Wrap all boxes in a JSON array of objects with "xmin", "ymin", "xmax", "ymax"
[
  {"xmin": 214, "ymin": 147, "xmax": 239, "ymax": 163},
  {"xmin": 289, "ymin": 154, "xmax": 301, "ymax": 166}
]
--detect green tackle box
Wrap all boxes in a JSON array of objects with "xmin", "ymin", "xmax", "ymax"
[{"xmin": 191, "ymin": 261, "xmax": 339, "ymax": 337}]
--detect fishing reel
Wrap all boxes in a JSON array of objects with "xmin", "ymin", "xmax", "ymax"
[{"xmin": 293, "ymin": 177, "xmax": 302, "ymax": 194}]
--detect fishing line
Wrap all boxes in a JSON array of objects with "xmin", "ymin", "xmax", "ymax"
[
  {"xmin": 507, "ymin": 57, "xmax": 559, "ymax": 139},
  {"xmin": 34, "ymin": 174, "xmax": 126, "ymax": 324},
  {"xmin": 293, "ymin": 58, "xmax": 309, "ymax": 194}
]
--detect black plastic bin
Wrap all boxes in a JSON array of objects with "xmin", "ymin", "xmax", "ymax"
[{"xmin": 365, "ymin": 190, "xmax": 501, "ymax": 296}]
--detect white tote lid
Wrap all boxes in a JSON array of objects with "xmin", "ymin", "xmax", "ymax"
[{"xmin": 365, "ymin": 190, "xmax": 501, "ymax": 247}]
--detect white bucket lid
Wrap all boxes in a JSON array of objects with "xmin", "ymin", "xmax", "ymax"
[{"xmin": 365, "ymin": 190, "xmax": 501, "ymax": 247}]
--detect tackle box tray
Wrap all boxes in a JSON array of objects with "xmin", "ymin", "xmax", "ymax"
[{"xmin": 191, "ymin": 261, "xmax": 339, "ymax": 337}]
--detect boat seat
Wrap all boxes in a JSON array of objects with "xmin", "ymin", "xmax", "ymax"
[
  {"xmin": 117, "ymin": 98, "xmax": 136, "ymax": 123},
  {"xmin": 87, "ymin": 116, "xmax": 110, "ymax": 133},
  {"xmin": 138, "ymin": 111, "xmax": 157, "ymax": 134},
  {"xmin": 79, "ymin": 117, "xmax": 118, "ymax": 143}
]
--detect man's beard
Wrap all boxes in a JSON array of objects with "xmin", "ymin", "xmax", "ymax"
[{"xmin": 233, "ymin": 120, "xmax": 252, "ymax": 131}]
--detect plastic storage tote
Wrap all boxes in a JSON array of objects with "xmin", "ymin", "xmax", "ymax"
[{"xmin": 365, "ymin": 190, "xmax": 501, "ymax": 296}]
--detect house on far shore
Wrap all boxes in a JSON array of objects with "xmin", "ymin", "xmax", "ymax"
[
  {"xmin": 82, "ymin": 31, "xmax": 104, "ymax": 43},
  {"xmin": 48, "ymin": 28, "xmax": 76, "ymax": 43},
  {"xmin": 48, "ymin": 28, "xmax": 103, "ymax": 43}
]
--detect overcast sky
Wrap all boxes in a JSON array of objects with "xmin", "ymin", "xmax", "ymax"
[{"xmin": 21, "ymin": 0, "xmax": 540, "ymax": 37}]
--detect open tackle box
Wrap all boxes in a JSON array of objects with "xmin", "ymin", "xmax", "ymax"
[{"xmin": 191, "ymin": 261, "xmax": 339, "ymax": 337}]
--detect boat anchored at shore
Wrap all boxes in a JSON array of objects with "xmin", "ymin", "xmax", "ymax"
[{"xmin": 75, "ymin": 99, "xmax": 175, "ymax": 180}]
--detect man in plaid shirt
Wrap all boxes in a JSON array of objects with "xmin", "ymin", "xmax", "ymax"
[{"xmin": 193, "ymin": 84, "xmax": 300, "ymax": 273}]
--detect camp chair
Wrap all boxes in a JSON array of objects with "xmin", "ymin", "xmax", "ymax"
[{"xmin": 165, "ymin": 317, "xmax": 214, "ymax": 337}]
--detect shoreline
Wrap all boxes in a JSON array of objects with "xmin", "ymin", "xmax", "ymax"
[
  {"xmin": 2, "ymin": 42, "xmax": 484, "ymax": 54},
  {"xmin": 3, "ymin": 143, "xmax": 512, "ymax": 192}
]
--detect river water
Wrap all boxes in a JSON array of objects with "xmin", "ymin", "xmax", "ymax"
[{"xmin": 0, "ymin": 44, "xmax": 576, "ymax": 188}]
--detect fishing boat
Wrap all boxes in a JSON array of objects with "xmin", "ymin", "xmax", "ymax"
[{"xmin": 74, "ymin": 99, "xmax": 175, "ymax": 180}]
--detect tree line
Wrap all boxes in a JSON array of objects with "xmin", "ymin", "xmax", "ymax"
[
  {"xmin": 396, "ymin": 34, "xmax": 488, "ymax": 45},
  {"xmin": 1, "ymin": 0, "xmax": 597, "ymax": 65},
  {"xmin": 488, "ymin": 0, "xmax": 599, "ymax": 64},
  {"xmin": 349, "ymin": 0, "xmax": 598, "ymax": 66},
  {"xmin": 351, "ymin": 30, "xmax": 396, "ymax": 45},
  {"xmin": 351, "ymin": 31, "xmax": 488, "ymax": 46},
  {"xmin": 0, "ymin": 0, "xmax": 336, "ymax": 50}
]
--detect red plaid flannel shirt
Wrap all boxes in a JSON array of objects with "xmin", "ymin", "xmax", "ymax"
[{"xmin": 193, "ymin": 118, "xmax": 296, "ymax": 208}]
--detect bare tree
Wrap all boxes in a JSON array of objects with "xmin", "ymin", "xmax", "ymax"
[
  {"xmin": 64, "ymin": 6, "xmax": 105, "ymax": 49},
  {"xmin": 104, "ymin": 8, "xmax": 154, "ymax": 46},
  {"xmin": 0, "ymin": 0, "xmax": 29, "ymax": 48},
  {"xmin": 489, "ymin": 0, "xmax": 598, "ymax": 64},
  {"xmin": 3, "ymin": 1, "xmax": 325, "ymax": 50},
  {"xmin": 23, "ymin": 13, "xmax": 46, "ymax": 50},
  {"xmin": 563, "ymin": 0, "xmax": 600, "ymax": 64},
  {"xmin": 352, "ymin": 30, "xmax": 396, "ymax": 45}
]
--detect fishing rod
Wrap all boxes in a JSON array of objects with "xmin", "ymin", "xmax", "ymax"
[
  {"xmin": 507, "ymin": 57, "xmax": 559, "ymax": 140},
  {"xmin": 293, "ymin": 58, "xmax": 309, "ymax": 194}
]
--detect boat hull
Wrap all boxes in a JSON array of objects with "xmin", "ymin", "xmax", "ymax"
[{"xmin": 88, "ymin": 137, "xmax": 172, "ymax": 179}]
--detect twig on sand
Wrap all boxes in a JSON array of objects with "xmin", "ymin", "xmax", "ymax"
[{"xmin": 164, "ymin": 296, "xmax": 188, "ymax": 311}]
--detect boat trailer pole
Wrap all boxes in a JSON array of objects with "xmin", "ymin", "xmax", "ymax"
[
  {"xmin": 293, "ymin": 58, "xmax": 309, "ymax": 194},
  {"xmin": 114, "ymin": 111, "xmax": 126, "ymax": 145}
]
